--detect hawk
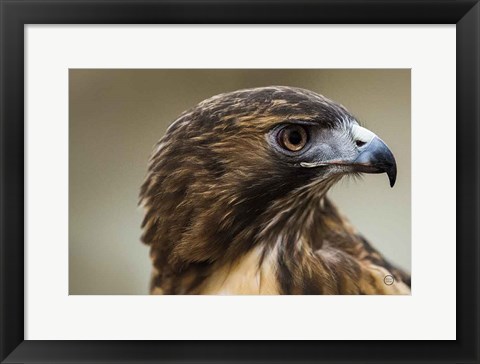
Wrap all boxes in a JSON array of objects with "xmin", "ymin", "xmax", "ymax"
[{"xmin": 140, "ymin": 86, "xmax": 410, "ymax": 295}]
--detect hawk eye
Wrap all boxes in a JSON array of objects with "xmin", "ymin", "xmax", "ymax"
[{"xmin": 278, "ymin": 125, "xmax": 308, "ymax": 152}]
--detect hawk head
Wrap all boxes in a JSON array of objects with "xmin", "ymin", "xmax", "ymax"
[{"xmin": 140, "ymin": 86, "xmax": 396, "ymax": 276}]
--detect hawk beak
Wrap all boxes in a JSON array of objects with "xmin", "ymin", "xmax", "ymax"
[
  {"xmin": 352, "ymin": 135, "xmax": 397, "ymax": 187},
  {"xmin": 349, "ymin": 124, "xmax": 397, "ymax": 187}
]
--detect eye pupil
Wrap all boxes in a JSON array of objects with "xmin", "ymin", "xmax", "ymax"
[
  {"xmin": 279, "ymin": 125, "xmax": 308, "ymax": 152},
  {"xmin": 288, "ymin": 131, "xmax": 302, "ymax": 145}
]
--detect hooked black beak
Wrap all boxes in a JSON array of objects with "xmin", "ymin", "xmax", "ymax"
[{"xmin": 352, "ymin": 136, "xmax": 397, "ymax": 187}]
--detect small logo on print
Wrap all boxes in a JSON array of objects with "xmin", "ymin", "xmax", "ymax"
[{"xmin": 384, "ymin": 275, "xmax": 394, "ymax": 285}]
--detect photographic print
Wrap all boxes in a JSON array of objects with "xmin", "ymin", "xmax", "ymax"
[{"xmin": 69, "ymin": 69, "xmax": 411, "ymax": 295}]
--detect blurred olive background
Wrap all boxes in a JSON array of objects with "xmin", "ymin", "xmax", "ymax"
[{"xmin": 69, "ymin": 69, "xmax": 411, "ymax": 295}]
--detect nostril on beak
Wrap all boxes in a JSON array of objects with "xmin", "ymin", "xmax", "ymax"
[{"xmin": 355, "ymin": 140, "xmax": 367, "ymax": 148}]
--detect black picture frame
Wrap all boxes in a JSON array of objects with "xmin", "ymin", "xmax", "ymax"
[{"xmin": 1, "ymin": 1, "xmax": 479, "ymax": 363}]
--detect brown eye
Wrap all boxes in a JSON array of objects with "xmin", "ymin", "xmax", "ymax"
[{"xmin": 278, "ymin": 125, "xmax": 308, "ymax": 152}]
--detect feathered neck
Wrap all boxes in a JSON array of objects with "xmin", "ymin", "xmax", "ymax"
[{"xmin": 256, "ymin": 176, "xmax": 338, "ymax": 249}]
